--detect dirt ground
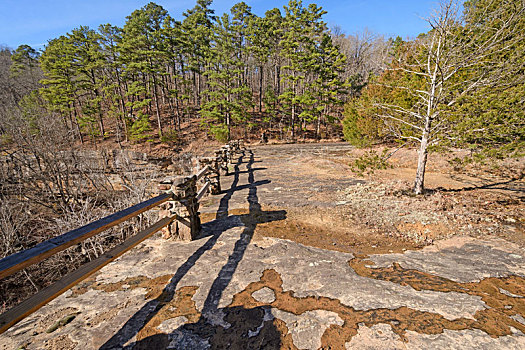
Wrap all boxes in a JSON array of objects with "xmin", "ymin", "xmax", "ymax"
[{"xmin": 202, "ymin": 142, "xmax": 524, "ymax": 254}]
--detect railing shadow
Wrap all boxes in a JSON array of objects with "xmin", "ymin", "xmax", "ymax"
[{"xmin": 100, "ymin": 150, "xmax": 286, "ymax": 349}]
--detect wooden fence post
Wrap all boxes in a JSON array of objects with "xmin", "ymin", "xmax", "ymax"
[
  {"xmin": 158, "ymin": 175, "xmax": 201, "ymax": 241},
  {"xmin": 216, "ymin": 149, "xmax": 228, "ymax": 175},
  {"xmin": 173, "ymin": 175, "xmax": 200, "ymax": 240},
  {"xmin": 157, "ymin": 141, "xmax": 247, "ymax": 241},
  {"xmin": 210, "ymin": 155, "xmax": 221, "ymax": 195},
  {"xmin": 158, "ymin": 177, "xmax": 177, "ymax": 239},
  {"xmin": 199, "ymin": 157, "xmax": 221, "ymax": 195}
]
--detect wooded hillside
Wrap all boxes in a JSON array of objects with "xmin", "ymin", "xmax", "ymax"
[{"xmin": 8, "ymin": 0, "xmax": 387, "ymax": 145}]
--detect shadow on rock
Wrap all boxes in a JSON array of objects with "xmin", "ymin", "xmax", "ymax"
[
  {"xmin": 100, "ymin": 150, "xmax": 287, "ymax": 349},
  {"xmin": 134, "ymin": 305, "xmax": 285, "ymax": 350}
]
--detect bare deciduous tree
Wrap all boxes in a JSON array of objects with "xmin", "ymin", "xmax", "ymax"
[{"xmin": 374, "ymin": 0, "xmax": 524, "ymax": 194}]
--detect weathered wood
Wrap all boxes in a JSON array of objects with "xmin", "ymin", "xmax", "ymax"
[
  {"xmin": 196, "ymin": 165, "xmax": 210, "ymax": 180},
  {"xmin": 0, "ymin": 215, "xmax": 175, "ymax": 334},
  {"xmin": 0, "ymin": 193, "xmax": 171, "ymax": 280},
  {"xmin": 174, "ymin": 213, "xmax": 191, "ymax": 228},
  {"xmin": 196, "ymin": 181, "xmax": 211, "ymax": 201}
]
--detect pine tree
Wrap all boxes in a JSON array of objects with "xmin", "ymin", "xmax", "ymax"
[
  {"xmin": 161, "ymin": 15, "xmax": 189, "ymax": 131},
  {"xmin": 447, "ymin": 0, "xmax": 525, "ymax": 159},
  {"xmin": 120, "ymin": 2, "xmax": 168, "ymax": 138},
  {"xmin": 279, "ymin": 0, "xmax": 328, "ymax": 139},
  {"xmin": 10, "ymin": 45, "xmax": 39, "ymax": 78},
  {"xmin": 182, "ymin": 0, "xmax": 216, "ymax": 109},
  {"xmin": 40, "ymin": 36, "xmax": 82, "ymax": 141},
  {"xmin": 202, "ymin": 8, "xmax": 253, "ymax": 141},
  {"xmin": 68, "ymin": 26, "xmax": 106, "ymax": 140},
  {"xmin": 99, "ymin": 23, "xmax": 128, "ymax": 143},
  {"xmin": 308, "ymin": 33, "xmax": 347, "ymax": 138},
  {"xmin": 247, "ymin": 9, "xmax": 278, "ymax": 114}
]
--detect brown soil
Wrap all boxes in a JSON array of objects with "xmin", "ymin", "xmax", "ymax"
[
  {"xmin": 135, "ymin": 286, "xmax": 201, "ymax": 344},
  {"xmin": 138, "ymin": 144, "xmax": 525, "ymax": 347},
  {"xmin": 10, "ymin": 143, "xmax": 522, "ymax": 349},
  {"xmin": 272, "ymin": 144, "xmax": 524, "ymax": 249},
  {"xmin": 202, "ymin": 207, "xmax": 424, "ymax": 255},
  {"xmin": 349, "ymin": 257, "xmax": 525, "ymax": 335},
  {"xmin": 70, "ymin": 274, "xmax": 172, "ymax": 300},
  {"xmin": 199, "ymin": 143, "xmax": 523, "ymax": 256},
  {"xmin": 63, "ymin": 260, "xmax": 524, "ymax": 349},
  {"xmin": 252, "ymin": 207, "xmax": 425, "ymax": 255},
  {"xmin": 187, "ymin": 144, "xmax": 525, "ymax": 347}
]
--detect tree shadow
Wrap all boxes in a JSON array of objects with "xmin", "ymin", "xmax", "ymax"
[
  {"xmin": 434, "ymin": 174, "xmax": 524, "ymax": 198},
  {"xmin": 100, "ymin": 150, "xmax": 286, "ymax": 349}
]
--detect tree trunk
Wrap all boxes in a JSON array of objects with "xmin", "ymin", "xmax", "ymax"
[
  {"xmin": 91, "ymin": 70, "xmax": 105, "ymax": 139},
  {"xmin": 226, "ymin": 112, "xmax": 231, "ymax": 141},
  {"xmin": 414, "ymin": 117, "xmax": 431, "ymax": 194},
  {"xmin": 259, "ymin": 65, "xmax": 263, "ymax": 113},
  {"xmin": 66, "ymin": 109, "xmax": 74, "ymax": 139},
  {"xmin": 291, "ymin": 103, "xmax": 295, "ymax": 140},
  {"xmin": 97, "ymin": 104, "xmax": 105, "ymax": 138},
  {"xmin": 150, "ymin": 69, "xmax": 163, "ymax": 138},
  {"xmin": 192, "ymin": 70, "xmax": 197, "ymax": 106},
  {"xmin": 275, "ymin": 66, "xmax": 281, "ymax": 96},
  {"xmin": 71, "ymin": 101, "xmax": 84, "ymax": 144},
  {"xmin": 196, "ymin": 69, "xmax": 201, "ymax": 108}
]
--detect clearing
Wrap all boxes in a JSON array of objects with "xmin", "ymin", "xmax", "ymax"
[{"xmin": 1, "ymin": 142, "xmax": 524, "ymax": 349}]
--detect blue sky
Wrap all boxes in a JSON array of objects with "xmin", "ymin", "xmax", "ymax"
[{"xmin": 0, "ymin": 0, "xmax": 443, "ymax": 50}]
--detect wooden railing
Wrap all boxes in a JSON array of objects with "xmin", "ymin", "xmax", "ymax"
[{"xmin": 0, "ymin": 140, "xmax": 245, "ymax": 334}]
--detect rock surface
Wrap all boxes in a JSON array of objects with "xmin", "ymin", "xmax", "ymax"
[{"xmin": 1, "ymin": 144, "xmax": 524, "ymax": 349}]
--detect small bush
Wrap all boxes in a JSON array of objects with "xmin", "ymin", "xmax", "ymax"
[
  {"xmin": 350, "ymin": 149, "xmax": 391, "ymax": 176},
  {"xmin": 342, "ymin": 104, "xmax": 382, "ymax": 147},
  {"xmin": 209, "ymin": 124, "xmax": 229, "ymax": 142},
  {"xmin": 129, "ymin": 113, "xmax": 151, "ymax": 141},
  {"xmin": 160, "ymin": 129, "xmax": 178, "ymax": 143}
]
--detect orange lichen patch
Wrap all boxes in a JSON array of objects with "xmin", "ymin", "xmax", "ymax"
[
  {"xmin": 228, "ymin": 267, "xmax": 525, "ymax": 347},
  {"xmin": 349, "ymin": 258, "xmax": 525, "ymax": 337},
  {"xmin": 70, "ymin": 274, "xmax": 172, "ymax": 300},
  {"xmin": 136, "ymin": 286, "xmax": 200, "ymax": 342}
]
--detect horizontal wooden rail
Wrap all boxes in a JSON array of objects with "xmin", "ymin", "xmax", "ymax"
[
  {"xmin": 0, "ymin": 215, "xmax": 176, "ymax": 334},
  {"xmin": 196, "ymin": 181, "xmax": 211, "ymax": 201},
  {"xmin": 0, "ymin": 193, "xmax": 171, "ymax": 280},
  {"xmin": 196, "ymin": 165, "xmax": 210, "ymax": 180}
]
